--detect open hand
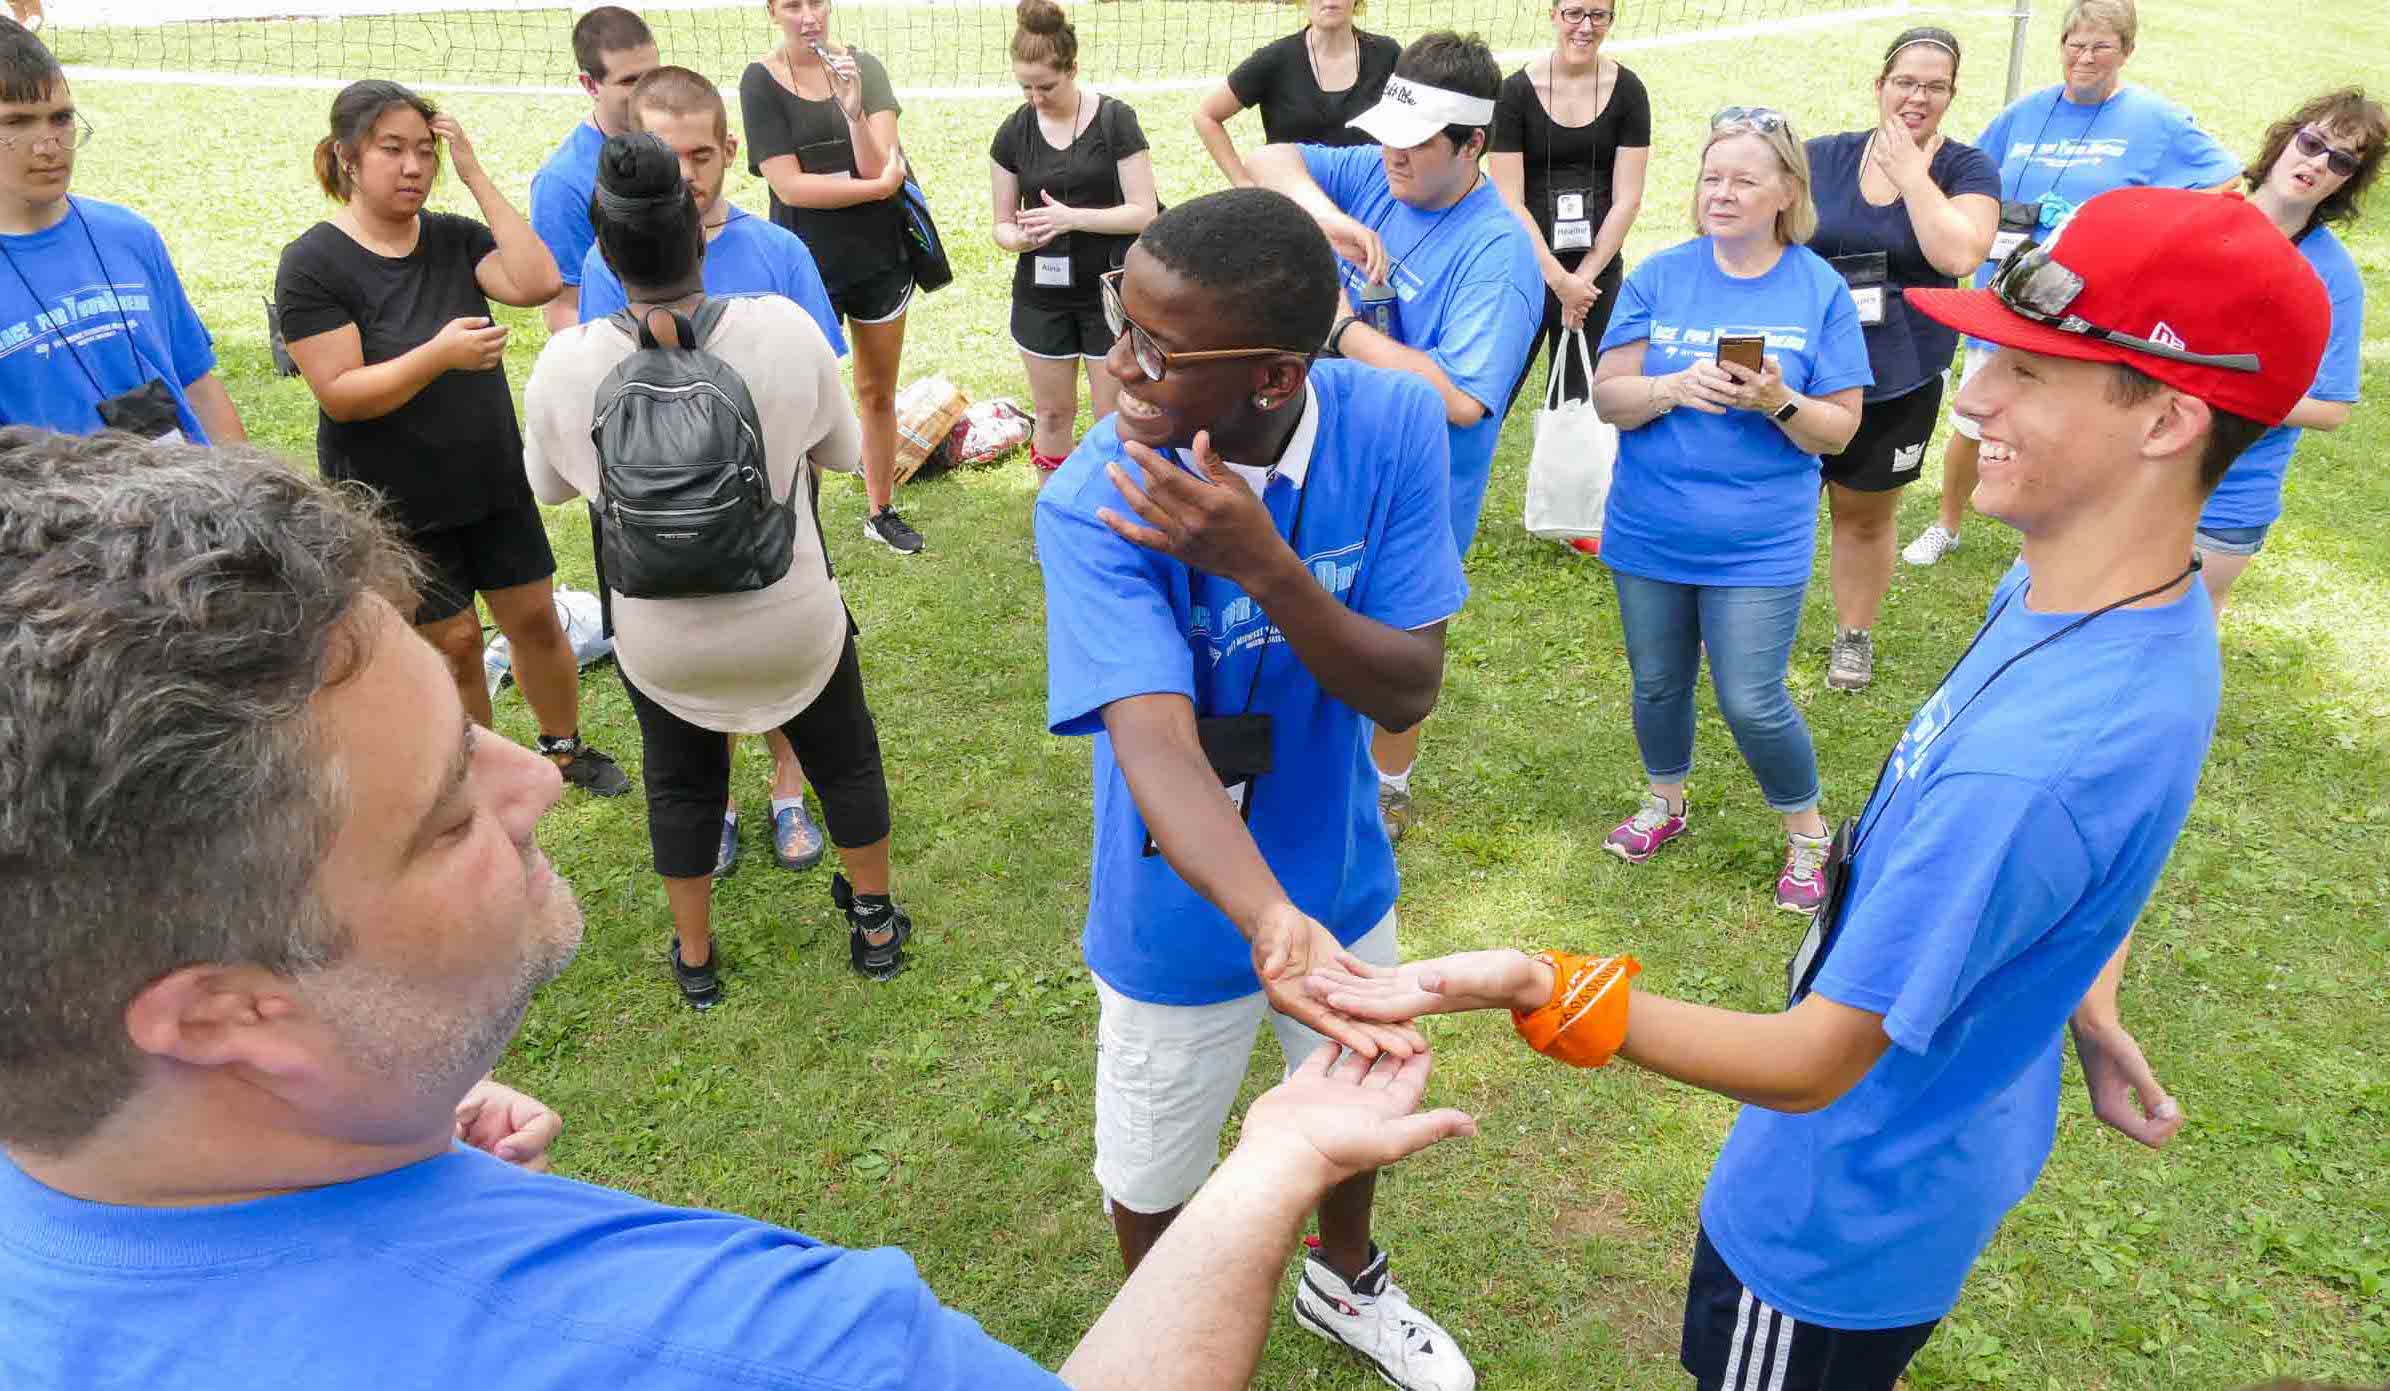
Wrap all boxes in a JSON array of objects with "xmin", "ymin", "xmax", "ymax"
[
  {"xmin": 430, "ymin": 114, "xmax": 485, "ymax": 185},
  {"xmin": 1098, "ymin": 431, "xmax": 1290, "ymax": 589},
  {"xmin": 1252, "ymin": 903, "xmax": 1425, "ymax": 1058},
  {"xmin": 1305, "ymin": 948, "xmax": 1551, "ymax": 1024},
  {"xmin": 1870, "ymin": 116, "xmax": 1932, "ymax": 190},
  {"xmin": 455, "ymin": 1077, "xmax": 563, "ymax": 1170},
  {"xmin": 2074, "ymin": 1020, "xmax": 2184, "ymax": 1149},
  {"xmin": 1234, "ymin": 1043, "xmax": 1475, "ymax": 1192}
]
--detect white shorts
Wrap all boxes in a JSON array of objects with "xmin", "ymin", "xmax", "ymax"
[
  {"xmin": 1092, "ymin": 910, "xmax": 1399, "ymax": 1214},
  {"xmin": 1948, "ymin": 344, "xmax": 1993, "ymax": 441}
]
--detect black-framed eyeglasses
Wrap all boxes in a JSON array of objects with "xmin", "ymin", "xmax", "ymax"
[
  {"xmin": 1555, "ymin": 6, "xmax": 1613, "ymax": 27},
  {"xmin": 1711, "ymin": 106, "xmax": 1788, "ymax": 134},
  {"xmin": 1098, "ymin": 269, "xmax": 1296, "ymax": 383},
  {"xmin": 1991, "ymin": 240, "xmax": 2259, "ymax": 373},
  {"xmin": 0, "ymin": 109, "xmax": 95, "ymax": 154},
  {"xmin": 2293, "ymin": 127, "xmax": 2363, "ymax": 179}
]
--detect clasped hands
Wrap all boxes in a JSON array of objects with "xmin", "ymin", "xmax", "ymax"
[
  {"xmin": 1014, "ymin": 190, "xmax": 1085, "ymax": 249},
  {"xmin": 1661, "ymin": 355, "xmax": 1790, "ymax": 417}
]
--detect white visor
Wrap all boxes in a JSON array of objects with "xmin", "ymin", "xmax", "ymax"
[{"xmin": 1348, "ymin": 75, "xmax": 1497, "ymax": 150}]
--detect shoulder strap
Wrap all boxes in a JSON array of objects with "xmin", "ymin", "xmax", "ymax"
[{"xmin": 689, "ymin": 296, "xmax": 735, "ymax": 347}]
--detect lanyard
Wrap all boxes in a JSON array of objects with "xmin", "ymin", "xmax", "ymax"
[
  {"xmin": 0, "ymin": 198, "xmax": 150, "ymax": 401},
  {"xmin": 2008, "ymin": 88, "xmax": 2117, "ymax": 210},
  {"xmin": 1537, "ymin": 54, "xmax": 1608, "ymax": 197},
  {"xmin": 1030, "ymin": 86, "xmax": 1086, "ymax": 213}
]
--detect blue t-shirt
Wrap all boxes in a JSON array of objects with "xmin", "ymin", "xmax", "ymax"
[
  {"xmin": 1805, "ymin": 130, "xmax": 2001, "ymax": 400},
  {"xmin": 1598, "ymin": 238, "xmax": 1873, "ymax": 587},
  {"xmin": 0, "ymin": 197, "xmax": 217, "ymax": 442},
  {"xmin": 1037, "ymin": 361, "xmax": 1467, "ymax": 1006},
  {"xmin": 531, "ymin": 121, "xmax": 606, "ymax": 289},
  {"xmin": 1702, "ymin": 563, "xmax": 2220, "ymax": 1330},
  {"xmin": 0, "ymin": 1145, "xmax": 1066, "ymax": 1390},
  {"xmin": 579, "ymin": 204, "xmax": 847, "ymax": 357},
  {"xmin": 1301, "ymin": 143, "xmax": 1541, "ymax": 558},
  {"xmin": 2201, "ymin": 224, "xmax": 2364, "ymax": 530}
]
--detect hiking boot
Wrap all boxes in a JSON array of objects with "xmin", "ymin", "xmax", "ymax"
[
  {"xmin": 863, "ymin": 506, "xmax": 925, "ymax": 555},
  {"xmin": 1603, "ymin": 792, "xmax": 1687, "ymax": 863},
  {"xmin": 1826, "ymin": 628, "xmax": 1875, "ymax": 692}
]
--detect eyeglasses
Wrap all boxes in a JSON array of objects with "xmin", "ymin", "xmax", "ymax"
[
  {"xmin": 2061, "ymin": 39, "xmax": 2122, "ymax": 59},
  {"xmin": 0, "ymin": 110, "xmax": 95, "ymax": 154},
  {"xmin": 1555, "ymin": 6, "xmax": 1613, "ymax": 27},
  {"xmin": 1884, "ymin": 76, "xmax": 1954, "ymax": 100},
  {"xmin": 1711, "ymin": 106, "xmax": 1788, "ymax": 134},
  {"xmin": 1991, "ymin": 240, "xmax": 2258, "ymax": 373},
  {"xmin": 1099, "ymin": 269, "xmax": 1294, "ymax": 383},
  {"xmin": 2292, "ymin": 127, "xmax": 2364, "ymax": 179}
]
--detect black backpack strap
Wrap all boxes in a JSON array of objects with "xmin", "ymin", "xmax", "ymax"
[
  {"xmin": 688, "ymin": 296, "xmax": 734, "ymax": 348},
  {"xmin": 615, "ymin": 305, "xmax": 702, "ymax": 350}
]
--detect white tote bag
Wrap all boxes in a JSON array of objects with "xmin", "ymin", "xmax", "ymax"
[{"xmin": 1521, "ymin": 327, "xmax": 1617, "ymax": 546}]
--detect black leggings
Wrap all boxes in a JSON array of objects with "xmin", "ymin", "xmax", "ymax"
[
  {"xmin": 1507, "ymin": 249, "xmax": 1625, "ymax": 415},
  {"xmin": 620, "ymin": 633, "xmax": 891, "ymax": 879}
]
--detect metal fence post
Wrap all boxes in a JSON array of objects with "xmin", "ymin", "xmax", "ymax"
[{"xmin": 2005, "ymin": 0, "xmax": 2034, "ymax": 104}]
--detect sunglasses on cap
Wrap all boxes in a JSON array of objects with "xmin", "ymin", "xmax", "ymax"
[
  {"xmin": 1099, "ymin": 269, "xmax": 1297, "ymax": 383},
  {"xmin": 2293, "ymin": 126, "xmax": 2364, "ymax": 179},
  {"xmin": 1711, "ymin": 106, "xmax": 1788, "ymax": 133},
  {"xmin": 1990, "ymin": 240, "xmax": 2259, "ymax": 372}
]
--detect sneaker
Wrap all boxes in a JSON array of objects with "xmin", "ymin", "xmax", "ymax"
[
  {"xmin": 772, "ymin": 799, "xmax": 826, "ymax": 871},
  {"xmin": 670, "ymin": 937, "xmax": 722, "ymax": 1011},
  {"xmin": 712, "ymin": 811, "xmax": 740, "ymax": 878},
  {"xmin": 1901, "ymin": 523, "xmax": 1961, "ymax": 567},
  {"xmin": 1826, "ymin": 628, "xmax": 1875, "ymax": 692},
  {"xmin": 1603, "ymin": 792, "xmax": 1687, "ymax": 863},
  {"xmin": 544, "ymin": 736, "xmax": 633, "ymax": 797},
  {"xmin": 863, "ymin": 506, "xmax": 925, "ymax": 555},
  {"xmin": 1379, "ymin": 782, "xmax": 1414, "ymax": 845},
  {"xmin": 1776, "ymin": 829, "xmax": 1832, "ymax": 915},
  {"xmin": 833, "ymin": 872, "xmax": 912, "ymax": 981},
  {"xmin": 1292, "ymin": 1245, "xmax": 1476, "ymax": 1391}
]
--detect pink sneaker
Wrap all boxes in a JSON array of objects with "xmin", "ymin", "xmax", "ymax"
[
  {"xmin": 1604, "ymin": 793, "xmax": 1687, "ymax": 863},
  {"xmin": 1775, "ymin": 830, "xmax": 1832, "ymax": 914}
]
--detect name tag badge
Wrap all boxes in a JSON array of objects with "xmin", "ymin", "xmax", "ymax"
[
  {"xmin": 1849, "ymin": 285, "xmax": 1886, "ymax": 326},
  {"xmin": 1989, "ymin": 198, "xmax": 2039, "ymax": 268},
  {"xmin": 1829, "ymin": 251, "xmax": 1889, "ymax": 328},
  {"xmin": 1550, "ymin": 188, "xmax": 1593, "ymax": 250},
  {"xmin": 1033, "ymin": 253, "xmax": 1072, "ymax": 288},
  {"xmin": 1988, "ymin": 229, "xmax": 2031, "ymax": 264},
  {"xmin": 1554, "ymin": 191, "xmax": 1586, "ymax": 221}
]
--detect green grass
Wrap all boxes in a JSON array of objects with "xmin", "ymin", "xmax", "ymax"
[{"xmin": 63, "ymin": 2, "xmax": 2390, "ymax": 1385}]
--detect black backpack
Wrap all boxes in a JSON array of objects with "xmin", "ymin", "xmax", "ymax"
[{"xmin": 590, "ymin": 301, "xmax": 789, "ymax": 600}]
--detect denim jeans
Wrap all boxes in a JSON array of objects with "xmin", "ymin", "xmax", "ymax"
[{"xmin": 1610, "ymin": 569, "xmax": 1820, "ymax": 813}]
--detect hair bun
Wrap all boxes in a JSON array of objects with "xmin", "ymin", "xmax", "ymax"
[
  {"xmin": 596, "ymin": 132, "xmax": 680, "ymax": 202},
  {"xmin": 1017, "ymin": 0, "xmax": 1067, "ymax": 35}
]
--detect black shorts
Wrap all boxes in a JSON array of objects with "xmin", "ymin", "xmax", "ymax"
[
  {"xmin": 408, "ymin": 498, "xmax": 557, "ymax": 626},
  {"xmin": 1680, "ymin": 1228, "xmax": 1939, "ymax": 1391},
  {"xmin": 828, "ymin": 261, "xmax": 914, "ymax": 325},
  {"xmin": 1820, "ymin": 377, "xmax": 1943, "ymax": 493},
  {"xmin": 1012, "ymin": 298, "xmax": 1111, "ymax": 360}
]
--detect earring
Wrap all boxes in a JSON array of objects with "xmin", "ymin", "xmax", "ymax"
[{"xmin": 1253, "ymin": 394, "xmax": 1273, "ymax": 410}]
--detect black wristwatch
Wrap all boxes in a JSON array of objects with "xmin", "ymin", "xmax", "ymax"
[
  {"xmin": 1770, "ymin": 396, "xmax": 1801, "ymax": 423},
  {"xmin": 1324, "ymin": 316, "xmax": 1358, "ymax": 358}
]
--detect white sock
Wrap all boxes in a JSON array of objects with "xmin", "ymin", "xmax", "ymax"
[
  {"xmin": 1377, "ymin": 762, "xmax": 1414, "ymax": 795},
  {"xmin": 771, "ymin": 795, "xmax": 805, "ymax": 817}
]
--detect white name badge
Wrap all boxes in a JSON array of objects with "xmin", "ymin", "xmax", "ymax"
[
  {"xmin": 1554, "ymin": 192, "xmax": 1585, "ymax": 222},
  {"xmin": 1552, "ymin": 219, "xmax": 1592, "ymax": 251},
  {"xmin": 1988, "ymin": 229, "xmax": 2031, "ymax": 264},
  {"xmin": 152, "ymin": 428, "xmax": 189, "ymax": 448},
  {"xmin": 1849, "ymin": 285, "xmax": 1886, "ymax": 327},
  {"xmin": 1033, "ymin": 254, "xmax": 1072, "ymax": 288}
]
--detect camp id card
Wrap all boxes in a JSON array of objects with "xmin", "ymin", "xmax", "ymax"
[
  {"xmin": 1140, "ymin": 713, "xmax": 1271, "ymax": 856},
  {"xmin": 1989, "ymin": 199, "xmax": 2038, "ymax": 266},
  {"xmin": 1034, "ymin": 253, "xmax": 1072, "ymax": 288},
  {"xmin": 1830, "ymin": 251, "xmax": 1889, "ymax": 328},
  {"xmin": 1550, "ymin": 189, "xmax": 1592, "ymax": 251}
]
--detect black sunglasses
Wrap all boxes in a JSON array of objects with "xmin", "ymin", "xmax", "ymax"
[
  {"xmin": 1991, "ymin": 241, "xmax": 2258, "ymax": 373},
  {"xmin": 2292, "ymin": 127, "xmax": 2363, "ymax": 179}
]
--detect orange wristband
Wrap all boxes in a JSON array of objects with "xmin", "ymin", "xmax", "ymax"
[{"xmin": 1512, "ymin": 951, "xmax": 1640, "ymax": 1068}]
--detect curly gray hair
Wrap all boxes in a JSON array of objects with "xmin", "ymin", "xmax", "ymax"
[{"xmin": 0, "ymin": 429, "xmax": 417, "ymax": 1153}]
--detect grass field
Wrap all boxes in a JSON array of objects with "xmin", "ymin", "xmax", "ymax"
[{"xmin": 61, "ymin": 2, "xmax": 2390, "ymax": 1385}]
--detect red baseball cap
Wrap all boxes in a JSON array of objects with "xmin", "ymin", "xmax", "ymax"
[{"xmin": 1907, "ymin": 188, "xmax": 2330, "ymax": 426}]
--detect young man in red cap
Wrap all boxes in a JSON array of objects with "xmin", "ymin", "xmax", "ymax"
[{"xmin": 1303, "ymin": 186, "xmax": 2331, "ymax": 1390}]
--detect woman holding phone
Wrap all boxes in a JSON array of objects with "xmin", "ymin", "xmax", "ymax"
[
  {"xmin": 740, "ymin": 0, "xmax": 926, "ymax": 555},
  {"xmin": 1805, "ymin": 27, "xmax": 1998, "ymax": 690},
  {"xmin": 1588, "ymin": 108, "xmax": 1870, "ymax": 914}
]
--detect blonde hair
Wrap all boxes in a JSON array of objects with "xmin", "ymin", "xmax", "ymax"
[
  {"xmin": 2059, "ymin": 0, "xmax": 2136, "ymax": 52},
  {"xmin": 1690, "ymin": 118, "xmax": 1817, "ymax": 245}
]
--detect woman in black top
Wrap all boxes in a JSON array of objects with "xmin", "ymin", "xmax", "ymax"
[
  {"xmin": 276, "ymin": 79, "xmax": 627, "ymax": 796},
  {"xmin": 740, "ymin": 0, "xmax": 924, "ymax": 555},
  {"xmin": 1804, "ymin": 27, "xmax": 1999, "ymax": 691},
  {"xmin": 990, "ymin": 0, "xmax": 1157, "ymax": 481},
  {"xmin": 1192, "ymin": 0, "xmax": 1398, "ymax": 186},
  {"xmin": 1489, "ymin": 0, "xmax": 1649, "ymax": 406}
]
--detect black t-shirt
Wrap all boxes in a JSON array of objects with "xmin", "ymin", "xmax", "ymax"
[
  {"xmin": 739, "ymin": 51, "xmax": 907, "ymax": 293},
  {"xmin": 1226, "ymin": 29, "xmax": 1400, "ymax": 147},
  {"xmin": 990, "ymin": 94, "xmax": 1149, "ymax": 310},
  {"xmin": 1492, "ymin": 62, "xmax": 1652, "ymax": 247},
  {"xmin": 273, "ymin": 212, "xmax": 529, "ymax": 534},
  {"xmin": 1806, "ymin": 130, "xmax": 2002, "ymax": 399}
]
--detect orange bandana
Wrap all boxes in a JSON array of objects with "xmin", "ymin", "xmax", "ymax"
[{"xmin": 1512, "ymin": 951, "xmax": 1640, "ymax": 1068}]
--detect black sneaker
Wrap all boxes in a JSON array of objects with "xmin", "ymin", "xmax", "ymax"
[
  {"xmin": 541, "ymin": 735, "xmax": 633, "ymax": 797},
  {"xmin": 832, "ymin": 872, "xmax": 912, "ymax": 981},
  {"xmin": 670, "ymin": 937, "xmax": 722, "ymax": 1011},
  {"xmin": 863, "ymin": 506, "xmax": 925, "ymax": 556}
]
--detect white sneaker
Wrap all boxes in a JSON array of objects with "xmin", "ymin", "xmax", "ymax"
[
  {"xmin": 1902, "ymin": 523, "xmax": 1961, "ymax": 567},
  {"xmin": 1291, "ymin": 1246, "xmax": 1476, "ymax": 1391}
]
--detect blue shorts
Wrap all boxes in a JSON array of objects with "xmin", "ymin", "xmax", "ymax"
[{"xmin": 2194, "ymin": 522, "xmax": 2271, "ymax": 557}]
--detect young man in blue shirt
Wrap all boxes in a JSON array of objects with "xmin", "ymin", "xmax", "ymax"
[
  {"xmin": 1244, "ymin": 32, "xmax": 1541, "ymax": 844},
  {"xmin": 1307, "ymin": 187, "xmax": 2332, "ymax": 1391},
  {"xmin": 1037, "ymin": 188, "xmax": 1478, "ymax": 1391},
  {"xmin": 0, "ymin": 24, "xmax": 242, "ymax": 444},
  {"xmin": 531, "ymin": 5, "xmax": 658, "ymax": 332},
  {"xmin": 0, "ymin": 427, "xmax": 1476, "ymax": 1391}
]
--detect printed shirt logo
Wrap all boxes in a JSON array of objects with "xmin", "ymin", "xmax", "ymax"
[
  {"xmin": 1645, "ymin": 322, "xmax": 1809, "ymax": 368},
  {"xmin": 1891, "ymin": 441, "xmax": 1926, "ymax": 473},
  {"xmin": 0, "ymin": 280, "xmax": 152, "ymax": 360},
  {"xmin": 1190, "ymin": 539, "xmax": 1365, "ymax": 672},
  {"xmin": 1887, "ymin": 681, "xmax": 1957, "ymax": 788}
]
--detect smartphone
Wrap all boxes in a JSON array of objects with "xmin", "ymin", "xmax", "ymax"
[{"xmin": 1716, "ymin": 335, "xmax": 1766, "ymax": 373}]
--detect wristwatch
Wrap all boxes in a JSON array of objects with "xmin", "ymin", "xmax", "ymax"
[{"xmin": 1770, "ymin": 396, "xmax": 1801, "ymax": 423}]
